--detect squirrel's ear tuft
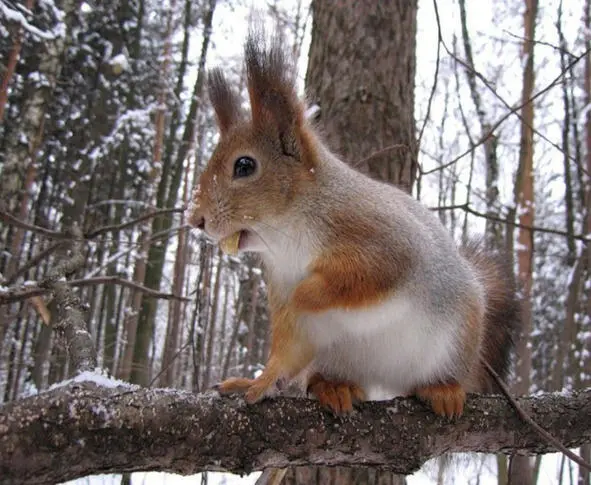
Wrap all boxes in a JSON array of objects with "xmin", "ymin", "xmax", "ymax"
[
  {"xmin": 245, "ymin": 31, "xmax": 305, "ymax": 158},
  {"xmin": 208, "ymin": 68, "xmax": 242, "ymax": 135}
]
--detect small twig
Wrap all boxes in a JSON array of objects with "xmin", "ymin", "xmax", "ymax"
[
  {"xmin": 5, "ymin": 240, "xmax": 66, "ymax": 285},
  {"xmin": 84, "ymin": 207, "xmax": 186, "ymax": 239},
  {"xmin": 416, "ymin": 0, "xmax": 443, "ymax": 147},
  {"xmin": 483, "ymin": 359, "xmax": 591, "ymax": 472},
  {"xmin": 148, "ymin": 340, "xmax": 193, "ymax": 388},
  {"xmin": 0, "ymin": 210, "xmax": 69, "ymax": 239},
  {"xmin": 433, "ymin": 203, "xmax": 590, "ymax": 241},
  {"xmin": 71, "ymin": 277, "xmax": 190, "ymax": 301},
  {"xmin": 420, "ymin": 44, "xmax": 591, "ymax": 176}
]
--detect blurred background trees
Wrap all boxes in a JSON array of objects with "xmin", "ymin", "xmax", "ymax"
[{"xmin": 1, "ymin": 0, "xmax": 590, "ymax": 483}]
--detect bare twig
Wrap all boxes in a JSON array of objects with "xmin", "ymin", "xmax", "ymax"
[
  {"xmin": 84, "ymin": 207, "xmax": 185, "ymax": 239},
  {"xmin": 0, "ymin": 207, "xmax": 186, "ymax": 241},
  {"xmin": 483, "ymin": 359, "xmax": 591, "ymax": 472},
  {"xmin": 433, "ymin": 203, "xmax": 590, "ymax": 241},
  {"xmin": 419, "ymin": 6, "xmax": 591, "ymax": 177},
  {"xmin": 0, "ymin": 210, "xmax": 69, "ymax": 239},
  {"xmin": 352, "ymin": 144, "xmax": 408, "ymax": 169},
  {"xmin": 416, "ymin": 0, "xmax": 443, "ymax": 147},
  {"xmin": 71, "ymin": 277, "xmax": 190, "ymax": 301},
  {"xmin": 5, "ymin": 240, "xmax": 66, "ymax": 285}
]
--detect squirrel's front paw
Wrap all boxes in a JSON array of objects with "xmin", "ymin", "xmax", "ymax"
[
  {"xmin": 307, "ymin": 373, "xmax": 366, "ymax": 414},
  {"xmin": 216, "ymin": 377, "xmax": 255, "ymax": 395}
]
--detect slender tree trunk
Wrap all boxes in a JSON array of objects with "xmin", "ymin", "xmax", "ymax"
[
  {"xmin": 0, "ymin": 0, "xmax": 35, "ymax": 123},
  {"xmin": 160, "ymin": 161, "xmax": 192, "ymax": 387},
  {"xmin": 552, "ymin": 1, "xmax": 580, "ymax": 395},
  {"xmin": 118, "ymin": 227, "xmax": 151, "ymax": 382},
  {"xmin": 202, "ymin": 252, "xmax": 223, "ymax": 390},
  {"xmin": 458, "ymin": 0, "xmax": 501, "ymax": 249},
  {"xmin": 128, "ymin": 0, "xmax": 177, "ymax": 386},
  {"xmin": 509, "ymin": 1, "xmax": 538, "ymax": 484},
  {"xmin": 193, "ymin": 243, "xmax": 213, "ymax": 392},
  {"xmin": 579, "ymin": 3, "xmax": 591, "ymax": 484},
  {"xmin": 242, "ymin": 270, "xmax": 260, "ymax": 377}
]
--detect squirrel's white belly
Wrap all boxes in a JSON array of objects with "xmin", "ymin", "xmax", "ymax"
[{"xmin": 300, "ymin": 290, "xmax": 461, "ymax": 399}]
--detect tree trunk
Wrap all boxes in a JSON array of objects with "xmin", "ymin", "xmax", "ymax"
[
  {"xmin": 305, "ymin": 0, "xmax": 417, "ymax": 194},
  {"xmin": 509, "ymin": 0, "xmax": 538, "ymax": 484},
  {"xmin": 290, "ymin": 1, "xmax": 418, "ymax": 483},
  {"xmin": 128, "ymin": 0, "xmax": 177, "ymax": 386},
  {"xmin": 580, "ymin": 3, "xmax": 591, "ymax": 485}
]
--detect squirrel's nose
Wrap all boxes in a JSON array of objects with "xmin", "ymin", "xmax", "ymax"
[{"xmin": 194, "ymin": 216, "xmax": 205, "ymax": 230}]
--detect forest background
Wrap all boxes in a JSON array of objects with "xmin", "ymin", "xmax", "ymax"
[{"xmin": 1, "ymin": 0, "xmax": 591, "ymax": 484}]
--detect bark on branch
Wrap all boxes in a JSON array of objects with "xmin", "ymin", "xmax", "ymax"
[{"xmin": 1, "ymin": 380, "xmax": 590, "ymax": 485}]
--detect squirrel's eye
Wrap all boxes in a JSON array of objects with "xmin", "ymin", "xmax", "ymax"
[{"xmin": 233, "ymin": 156, "xmax": 257, "ymax": 179}]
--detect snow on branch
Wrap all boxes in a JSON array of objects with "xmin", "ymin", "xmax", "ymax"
[
  {"xmin": 0, "ymin": 0, "xmax": 61, "ymax": 41},
  {"xmin": 1, "ymin": 379, "xmax": 590, "ymax": 485}
]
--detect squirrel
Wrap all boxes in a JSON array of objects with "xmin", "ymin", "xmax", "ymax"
[{"xmin": 188, "ymin": 31, "xmax": 521, "ymax": 418}]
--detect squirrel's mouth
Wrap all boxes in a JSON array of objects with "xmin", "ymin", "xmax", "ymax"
[
  {"xmin": 219, "ymin": 230, "xmax": 265, "ymax": 255},
  {"xmin": 219, "ymin": 231, "xmax": 244, "ymax": 255}
]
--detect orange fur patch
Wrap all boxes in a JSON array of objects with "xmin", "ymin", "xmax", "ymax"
[{"xmin": 293, "ymin": 242, "xmax": 410, "ymax": 313}]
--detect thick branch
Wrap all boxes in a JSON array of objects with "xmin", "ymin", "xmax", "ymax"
[{"xmin": 1, "ymin": 380, "xmax": 590, "ymax": 484}]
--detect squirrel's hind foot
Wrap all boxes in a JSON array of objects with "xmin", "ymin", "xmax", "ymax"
[
  {"xmin": 415, "ymin": 381, "xmax": 466, "ymax": 418},
  {"xmin": 307, "ymin": 373, "xmax": 366, "ymax": 414}
]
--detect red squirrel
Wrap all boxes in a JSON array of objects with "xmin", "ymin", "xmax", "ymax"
[{"xmin": 188, "ymin": 32, "xmax": 520, "ymax": 418}]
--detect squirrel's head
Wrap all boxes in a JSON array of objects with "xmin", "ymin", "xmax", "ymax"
[{"xmin": 188, "ymin": 31, "xmax": 318, "ymax": 255}]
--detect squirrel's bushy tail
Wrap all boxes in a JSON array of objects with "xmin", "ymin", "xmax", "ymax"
[{"xmin": 461, "ymin": 240, "xmax": 521, "ymax": 393}]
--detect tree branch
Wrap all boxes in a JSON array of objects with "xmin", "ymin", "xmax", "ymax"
[
  {"xmin": 0, "ymin": 207, "xmax": 185, "ymax": 241},
  {"xmin": 1, "ymin": 380, "xmax": 590, "ymax": 485},
  {"xmin": 0, "ymin": 276, "xmax": 190, "ymax": 305},
  {"xmin": 38, "ymin": 225, "xmax": 97, "ymax": 373}
]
